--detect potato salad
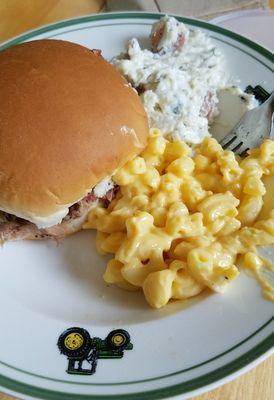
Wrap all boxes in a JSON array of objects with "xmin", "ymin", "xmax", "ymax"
[
  {"xmin": 113, "ymin": 16, "xmax": 255, "ymax": 144},
  {"xmin": 113, "ymin": 16, "xmax": 226, "ymax": 143}
]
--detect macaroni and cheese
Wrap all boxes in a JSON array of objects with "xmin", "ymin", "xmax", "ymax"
[{"xmin": 84, "ymin": 129, "xmax": 274, "ymax": 308}]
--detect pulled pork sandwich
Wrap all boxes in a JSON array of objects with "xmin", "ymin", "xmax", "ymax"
[{"xmin": 0, "ymin": 39, "xmax": 148, "ymax": 241}]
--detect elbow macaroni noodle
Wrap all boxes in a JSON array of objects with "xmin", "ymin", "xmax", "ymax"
[{"xmin": 84, "ymin": 129, "xmax": 274, "ymax": 308}]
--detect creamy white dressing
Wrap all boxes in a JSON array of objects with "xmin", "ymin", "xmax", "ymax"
[
  {"xmin": 93, "ymin": 176, "xmax": 114, "ymax": 198},
  {"xmin": 0, "ymin": 204, "xmax": 69, "ymax": 229},
  {"xmin": 112, "ymin": 16, "xmax": 256, "ymax": 144},
  {"xmin": 2, "ymin": 176, "xmax": 114, "ymax": 229}
]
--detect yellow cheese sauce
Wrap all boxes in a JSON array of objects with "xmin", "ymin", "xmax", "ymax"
[{"xmin": 85, "ymin": 129, "xmax": 274, "ymax": 308}]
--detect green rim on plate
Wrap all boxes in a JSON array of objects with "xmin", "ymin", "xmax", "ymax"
[
  {"xmin": 0, "ymin": 318, "xmax": 273, "ymax": 386},
  {"xmin": 0, "ymin": 11, "xmax": 273, "ymax": 63},
  {"xmin": 0, "ymin": 11, "xmax": 273, "ymax": 400},
  {"xmin": 0, "ymin": 330, "xmax": 273, "ymax": 399}
]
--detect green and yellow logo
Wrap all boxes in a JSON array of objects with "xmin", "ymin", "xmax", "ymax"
[{"xmin": 57, "ymin": 327, "xmax": 133, "ymax": 375}]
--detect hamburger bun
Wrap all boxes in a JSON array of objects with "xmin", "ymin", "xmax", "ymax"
[{"xmin": 0, "ymin": 39, "xmax": 148, "ymax": 227}]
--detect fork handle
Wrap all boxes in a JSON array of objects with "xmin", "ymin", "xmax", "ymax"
[
  {"xmin": 260, "ymin": 91, "xmax": 274, "ymax": 115},
  {"xmin": 269, "ymin": 92, "xmax": 274, "ymax": 113}
]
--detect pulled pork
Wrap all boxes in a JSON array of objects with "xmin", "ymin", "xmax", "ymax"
[{"xmin": 0, "ymin": 186, "xmax": 118, "ymax": 242}]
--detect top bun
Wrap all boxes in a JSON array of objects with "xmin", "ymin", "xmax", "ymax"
[{"xmin": 0, "ymin": 39, "xmax": 148, "ymax": 227}]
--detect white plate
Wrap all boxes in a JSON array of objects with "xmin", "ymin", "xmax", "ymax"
[
  {"xmin": 210, "ymin": 9, "xmax": 274, "ymax": 52},
  {"xmin": 0, "ymin": 12, "xmax": 273, "ymax": 400}
]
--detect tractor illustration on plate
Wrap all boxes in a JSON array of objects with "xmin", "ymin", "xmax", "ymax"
[{"xmin": 57, "ymin": 327, "xmax": 133, "ymax": 375}]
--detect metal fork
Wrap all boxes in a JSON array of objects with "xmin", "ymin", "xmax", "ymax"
[{"xmin": 220, "ymin": 91, "xmax": 274, "ymax": 156}]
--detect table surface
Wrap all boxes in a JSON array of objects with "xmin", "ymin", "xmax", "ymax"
[{"xmin": 0, "ymin": 1, "xmax": 273, "ymax": 400}]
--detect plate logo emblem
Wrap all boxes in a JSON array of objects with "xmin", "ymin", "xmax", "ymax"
[{"xmin": 57, "ymin": 327, "xmax": 133, "ymax": 375}]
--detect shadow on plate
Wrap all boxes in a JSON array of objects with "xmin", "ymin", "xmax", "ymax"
[{"xmin": 0, "ymin": 229, "xmax": 211, "ymax": 326}]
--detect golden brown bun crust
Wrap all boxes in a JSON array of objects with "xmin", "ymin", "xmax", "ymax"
[{"xmin": 0, "ymin": 39, "xmax": 148, "ymax": 218}]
